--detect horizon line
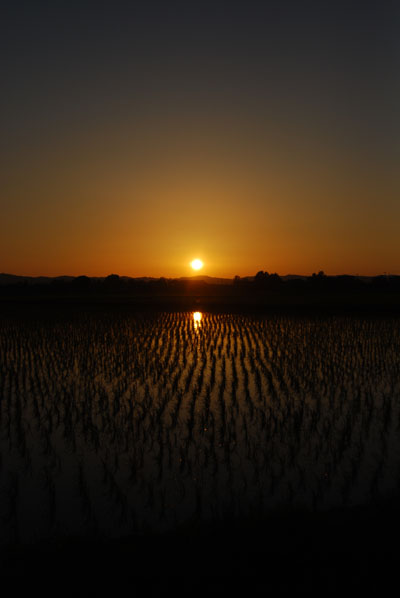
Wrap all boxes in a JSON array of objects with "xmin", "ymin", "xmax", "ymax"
[{"xmin": 1, "ymin": 271, "xmax": 399, "ymax": 280}]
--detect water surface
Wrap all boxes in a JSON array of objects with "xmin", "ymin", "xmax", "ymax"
[{"xmin": 1, "ymin": 311, "xmax": 399, "ymax": 543}]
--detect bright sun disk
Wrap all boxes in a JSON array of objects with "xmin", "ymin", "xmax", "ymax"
[{"xmin": 191, "ymin": 259, "xmax": 204, "ymax": 271}]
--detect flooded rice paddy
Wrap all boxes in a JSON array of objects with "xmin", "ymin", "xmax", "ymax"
[{"xmin": 1, "ymin": 311, "xmax": 400, "ymax": 544}]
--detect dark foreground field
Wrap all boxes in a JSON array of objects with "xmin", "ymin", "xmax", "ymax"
[
  {"xmin": 2, "ymin": 501, "xmax": 400, "ymax": 590},
  {"xmin": 1, "ymin": 303, "xmax": 399, "ymax": 588}
]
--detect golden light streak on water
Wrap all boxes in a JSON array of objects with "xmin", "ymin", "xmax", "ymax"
[{"xmin": 193, "ymin": 311, "xmax": 202, "ymax": 331}]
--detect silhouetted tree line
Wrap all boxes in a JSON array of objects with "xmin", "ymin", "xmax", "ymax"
[{"xmin": 1, "ymin": 272, "xmax": 400, "ymax": 299}]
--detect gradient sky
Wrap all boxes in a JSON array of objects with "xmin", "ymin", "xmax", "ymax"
[{"xmin": 1, "ymin": 0, "xmax": 399, "ymax": 277}]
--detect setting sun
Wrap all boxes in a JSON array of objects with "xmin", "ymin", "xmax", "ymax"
[{"xmin": 191, "ymin": 259, "xmax": 204, "ymax": 271}]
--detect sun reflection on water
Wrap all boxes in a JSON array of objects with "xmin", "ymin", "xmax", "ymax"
[{"xmin": 193, "ymin": 311, "xmax": 202, "ymax": 331}]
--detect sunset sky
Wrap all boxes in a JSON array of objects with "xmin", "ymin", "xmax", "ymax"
[{"xmin": 1, "ymin": 0, "xmax": 399, "ymax": 278}]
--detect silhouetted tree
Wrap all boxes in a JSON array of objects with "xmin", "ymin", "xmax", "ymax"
[
  {"xmin": 155, "ymin": 277, "xmax": 168, "ymax": 292},
  {"xmin": 255, "ymin": 271, "xmax": 267, "ymax": 287},
  {"xmin": 255, "ymin": 270, "xmax": 277, "ymax": 288},
  {"xmin": 72, "ymin": 275, "xmax": 91, "ymax": 290},
  {"xmin": 104, "ymin": 274, "xmax": 121, "ymax": 292}
]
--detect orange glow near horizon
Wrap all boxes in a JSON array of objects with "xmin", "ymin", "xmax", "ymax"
[
  {"xmin": 2, "ymin": 168, "xmax": 398, "ymax": 278},
  {"xmin": 1, "ymin": 124, "xmax": 399, "ymax": 279}
]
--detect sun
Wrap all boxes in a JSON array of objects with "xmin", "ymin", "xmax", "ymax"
[{"xmin": 191, "ymin": 258, "xmax": 204, "ymax": 271}]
